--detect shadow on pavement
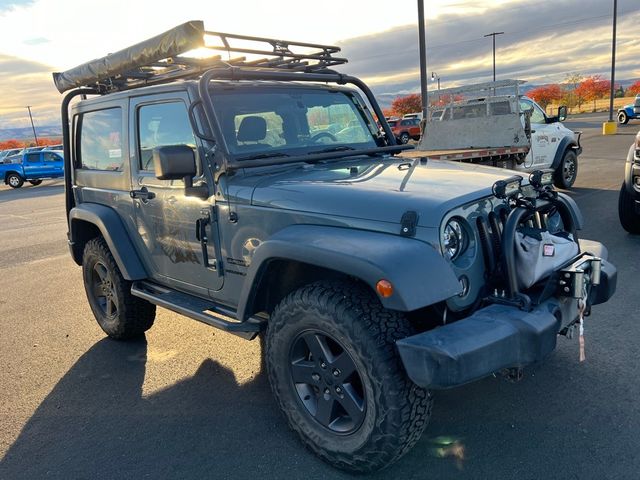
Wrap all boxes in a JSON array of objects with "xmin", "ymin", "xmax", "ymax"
[
  {"xmin": 0, "ymin": 181, "xmax": 64, "ymax": 204},
  {"xmin": 0, "ymin": 337, "xmax": 325, "ymax": 480}
]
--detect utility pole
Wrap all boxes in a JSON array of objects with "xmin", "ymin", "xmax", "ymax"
[
  {"xmin": 608, "ymin": 0, "xmax": 617, "ymax": 123},
  {"xmin": 484, "ymin": 32, "xmax": 504, "ymax": 82},
  {"xmin": 431, "ymin": 72, "xmax": 441, "ymax": 102},
  {"xmin": 417, "ymin": 0, "xmax": 428, "ymax": 120},
  {"xmin": 26, "ymin": 106, "xmax": 38, "ymax": 146}
]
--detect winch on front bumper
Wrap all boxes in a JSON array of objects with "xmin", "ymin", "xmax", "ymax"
[
  {"xmin": 397, "ymin": 252, "xmax": 616, "ymax": 389},
  {"xmin": 397, "ymin": 172, "xmax": 618, "ymax": 389}
]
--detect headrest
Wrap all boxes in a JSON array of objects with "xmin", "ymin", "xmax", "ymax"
[{"xmin": 237, "ymin": 116, "xmax": 267, "ymax": 142}]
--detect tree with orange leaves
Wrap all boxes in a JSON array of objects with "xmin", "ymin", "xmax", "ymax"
[
  {"xmin": 390, "ymin": 93, "xmax": 422, "ymax": 117},
  {"xmin": 627, "ymin": 80, "xmax": 640, "ymax": 96},
  {"xmin": 575, "ymin": 75, "xmax": 611, "ymax": 111},
  {"xmin": 527, "ymin": 84, "xmax": 563, "ymax": 109}
]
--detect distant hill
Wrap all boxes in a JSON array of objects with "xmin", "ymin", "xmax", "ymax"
[{"xmin": 0, "ymin": 125, "xmax": 62, "ymax": 141}]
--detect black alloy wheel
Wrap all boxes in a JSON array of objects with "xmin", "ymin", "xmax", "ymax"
[
  {"xmin": 289, "ymin": 330, "xmax": 365, "ymax": 434},
  {"xmin": 90, "ymin": 260, "xmax": 119, "ymax": 320},
  {"xmin": 82, "ymin": 237, "xmax": 155, "ymax": 339}
]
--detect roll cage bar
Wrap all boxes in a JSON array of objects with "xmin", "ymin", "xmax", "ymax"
[{"xmin": 57, "ymin": 21, "xmax": 405, "ymax": 216}]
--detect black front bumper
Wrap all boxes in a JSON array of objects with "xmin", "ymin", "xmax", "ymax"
[{"xmin": 397, "ymin": 256, "xmax": 616, "ymax": 389}]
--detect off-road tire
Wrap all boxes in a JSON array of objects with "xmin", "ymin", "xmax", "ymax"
[
  {"xmin": 399, "ymin": 132, "xmax": 410, "ymax": 144},
  {"xmin": 554, "ymin": 149, "xmax": 578, "ymax": 189},
  {"xmin": 265, "ymin": 281, "xmax": 432, "ymax": 473},
  {"xmin": 618, "ymin": 182, "xmax": 640, "ymax": 234},
  {"xmin": 82, "ymin": 237, "xmax": 155, "ymax": 339},
  {"xmin": 618, "ymin": 111, "xmax": 629, "ymax": 125},
  {"xmin": 28, "ymin": 179, "xmax": 43, "ymax": 186},
  {"xmin": 7, "ymin": 173, "xmax": 23, "ymax": 188}
]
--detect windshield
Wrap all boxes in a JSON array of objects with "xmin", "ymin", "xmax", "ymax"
[{"xmin": 211, "ymin": 87, "xmax": 380, "ymax": 160}]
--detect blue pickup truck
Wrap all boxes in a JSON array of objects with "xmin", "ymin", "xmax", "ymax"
[
  {"xmin": 1, "ymin": 150, "xmax": 64, "ymax": 188},
  {"xmin": 617, "ymin": 94, "xmax": 640, "ymax": 125}
]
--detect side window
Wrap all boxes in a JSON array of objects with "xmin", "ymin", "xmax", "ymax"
[
  {"xmin": 138, "ymin": 101, "xmax": 196, "ymax": 171},
  {"xmin": 490, "ymin": 101, "xmax": 512, "ymax": 115},
  {"xmin": 520, "ymin": 100, "xmax": 546, "ymax": 124},
  {"xmin": 25, "ymin": 153, "xmax": 40, "ymax": 163},
  {"xmin": 78, "ymin": 108, "xmax": 124, "ymax": 171},
  {"xmin": 43, "ymin": 152, "xmax": 61, "ymax": 162}
]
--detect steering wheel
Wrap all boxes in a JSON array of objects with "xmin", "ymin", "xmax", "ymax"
[{"xmin": 310, "ymin": 132, "xmax": 338, "ymax": 143}]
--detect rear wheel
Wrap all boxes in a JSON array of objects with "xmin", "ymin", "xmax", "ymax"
[
  {"xmin": 82, "ymin": 237, "xmax": 155, "ymax": 339},
  {"xmin": 399, "ymin": 132, "xmax": 410, "ymax": 144},
  {"xmin": 265, "ymin": 281, "xmax": 432, "ymax": 473},
  {"xmin": 554, "ymin": 149, "xmax": 578, "ymax": 189},
  {"xmin": 29, "ymin": 179, "xmax": 43, "ymax": 186},
  {"xmin": 7, "ymin": 173, "xmax": 23, "ymax": 188},
  {"xmin": 618, "ymin": 111, "xmax": 629, "ymax": 125},
  {"xmin": 618, "ymin": 182, "xmax": 640, "ymax": 234}
]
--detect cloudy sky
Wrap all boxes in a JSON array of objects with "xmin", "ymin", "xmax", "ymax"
[{"xmin": 0, "ymin": 0, "xmax": 638, "ymax": 130}]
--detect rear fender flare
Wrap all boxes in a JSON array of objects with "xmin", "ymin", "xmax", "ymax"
[
  {"xmin": 236, "ymin": 225, "xmax": 462, "ymax": 320},
  {"xmin": 69, "ymin": 203, "xmax": 147, "ymax": 280}
]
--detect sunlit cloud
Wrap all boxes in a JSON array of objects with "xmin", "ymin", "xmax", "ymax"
[{"xmin": 0, "ymin": 0, "xmax": 638, "ymax": 129}]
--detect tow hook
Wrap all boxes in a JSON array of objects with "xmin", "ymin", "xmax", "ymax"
[{"xmin": 499, "ymin": 367, "xmax": 524, "ymax": 383}]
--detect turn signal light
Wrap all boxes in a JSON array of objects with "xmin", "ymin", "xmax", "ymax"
[{"xmin": 376, "ymin": 280, "xmax": 394, "ymax": 298}]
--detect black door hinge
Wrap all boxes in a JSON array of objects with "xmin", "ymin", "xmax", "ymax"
[{"xmin": 400, "ymin": 211, "xmax": 418, "ymax": 237}]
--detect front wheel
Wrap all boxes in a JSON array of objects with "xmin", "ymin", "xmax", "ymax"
[
  {"xmin": 7, "ymin": 173, "xmax": 23, "ymax": 188},
  {"xmin": 265, "ymin": 281, "xmax": 432, "ymax": 473},
  {"xmin": 29, "ymin": 179, "xmax": 43, "ymax": 186},
  {"xmin": 399, "ymin": 132, "xmax": 410, "ymax": 144},
  {"xmin": 554, "ymin": 149, "xmax": 578, "ymax": 189},
  {"xmin": 619, "ymin": 182, "xmax": 640, "ymax": 234},
  {"xmin": 618, "ymin": 111, "xmax": 629, "ymax": 125},
  {"xmin": 82, "ymin": 237, "xmax": 156, "ymax": 339}
]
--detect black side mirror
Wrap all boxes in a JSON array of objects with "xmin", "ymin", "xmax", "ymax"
[
  {"xmin": 153, "ymin": 145, "xmax": 208, "ymax": 199},
  {"xmin": 153, "ymin": 144, "xmax": 196, "ymax": 180},
  {"xmin": 558, "ymin": 105, "xmax": 568, "ymax": 122}
]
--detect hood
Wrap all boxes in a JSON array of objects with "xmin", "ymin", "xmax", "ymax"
[{"xmin": 250, "ymin": 157, "xmax": 516, "ymax": 227}]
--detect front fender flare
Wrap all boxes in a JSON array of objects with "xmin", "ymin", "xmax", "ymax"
[
  {"xmin": 551, "ymin": 137, "xmax": 579, "ymax": 170},
  {"xmin": 237, "ymin": 225, "xmax": 462, "ymax": 320},
  {"xmin": 69, "ymin": 203, "xmax": 147, "ymax": 280}
]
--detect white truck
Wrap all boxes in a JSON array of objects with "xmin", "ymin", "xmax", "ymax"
[{"xmin": 411, "ymin": 80, "xmax": 582, "ymax": 189}]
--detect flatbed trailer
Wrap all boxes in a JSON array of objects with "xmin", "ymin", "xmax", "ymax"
[{"xmin": 402, "ymin": 145, "xmax": 530, "ymax": 169}]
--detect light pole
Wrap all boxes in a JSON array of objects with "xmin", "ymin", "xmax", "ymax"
[
  {"xmin": 608, "ymin": 0, "xmax": 617, "ymax": 123},
  {"xmin": 603, "ymin": 0, "xmax": 618, "ymax": 134},
  {"xmin": 484, "ymin": 31, "xmax": 504, "ymax": 83},
  {"xmin": 431, "ymin": 72, "xmax": 441, "ymax": 103},
  {"xmin": 26, "ymin": 106, "xmax": 38, "ymax": 146},
  {"xmin": 417, "ymin": 0, "xmax": 428, "ymax": 120}
]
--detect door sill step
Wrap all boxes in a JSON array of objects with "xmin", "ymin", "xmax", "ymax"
[{"xmin": 131, "ymin": 280, "xmax": 263, "ymax": 339}]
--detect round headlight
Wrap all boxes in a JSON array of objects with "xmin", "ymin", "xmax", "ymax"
[{"xmin": 442, "ymin": 219, "xmax": 467, "ymax": 261}]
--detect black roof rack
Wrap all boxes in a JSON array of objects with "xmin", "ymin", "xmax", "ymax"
[{"xmin": 52, "ymin": 20, "xmax": 348, "ymax": 94}]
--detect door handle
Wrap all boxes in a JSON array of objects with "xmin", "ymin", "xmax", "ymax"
[{"xmin": 129, "ymin": 186, "xmax": 156, "ymax": 201}]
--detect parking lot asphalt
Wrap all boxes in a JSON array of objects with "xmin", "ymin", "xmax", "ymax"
[{"xmin": 1, "ymin": 114, "xmax": 640, "ymax": 479}]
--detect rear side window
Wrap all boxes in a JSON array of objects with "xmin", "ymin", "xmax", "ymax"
[
  {"xmin": 78, "ymin": 108, "xmax": 124, "ymax": 171},
  {"xmin": 138, "ymin": 101, "xmax": 196, "ymax": 171},
  {"xmin": 43, "ymin": 152, "xmax": 61, "ymax": 162}
]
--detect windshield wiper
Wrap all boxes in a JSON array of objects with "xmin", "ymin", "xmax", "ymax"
[
  {"xmin": 310, "ymin": 145, "xmax": 356, "ymax": 154},
  {"xmin": 228, "ymin": 145, "xmax": 414, "ymax": 169},
  {"xmin": 237, "ymin": 152, "xmax": 290, "ymax": 161}
]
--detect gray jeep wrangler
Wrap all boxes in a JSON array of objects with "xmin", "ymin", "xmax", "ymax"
[
  {"xmin": 53, "ymin": 22, "xmax": 617, "ymax": 473},
  {"xmin": 619, "ymin": 130, "xmax": 640, "ymax": 233}
]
